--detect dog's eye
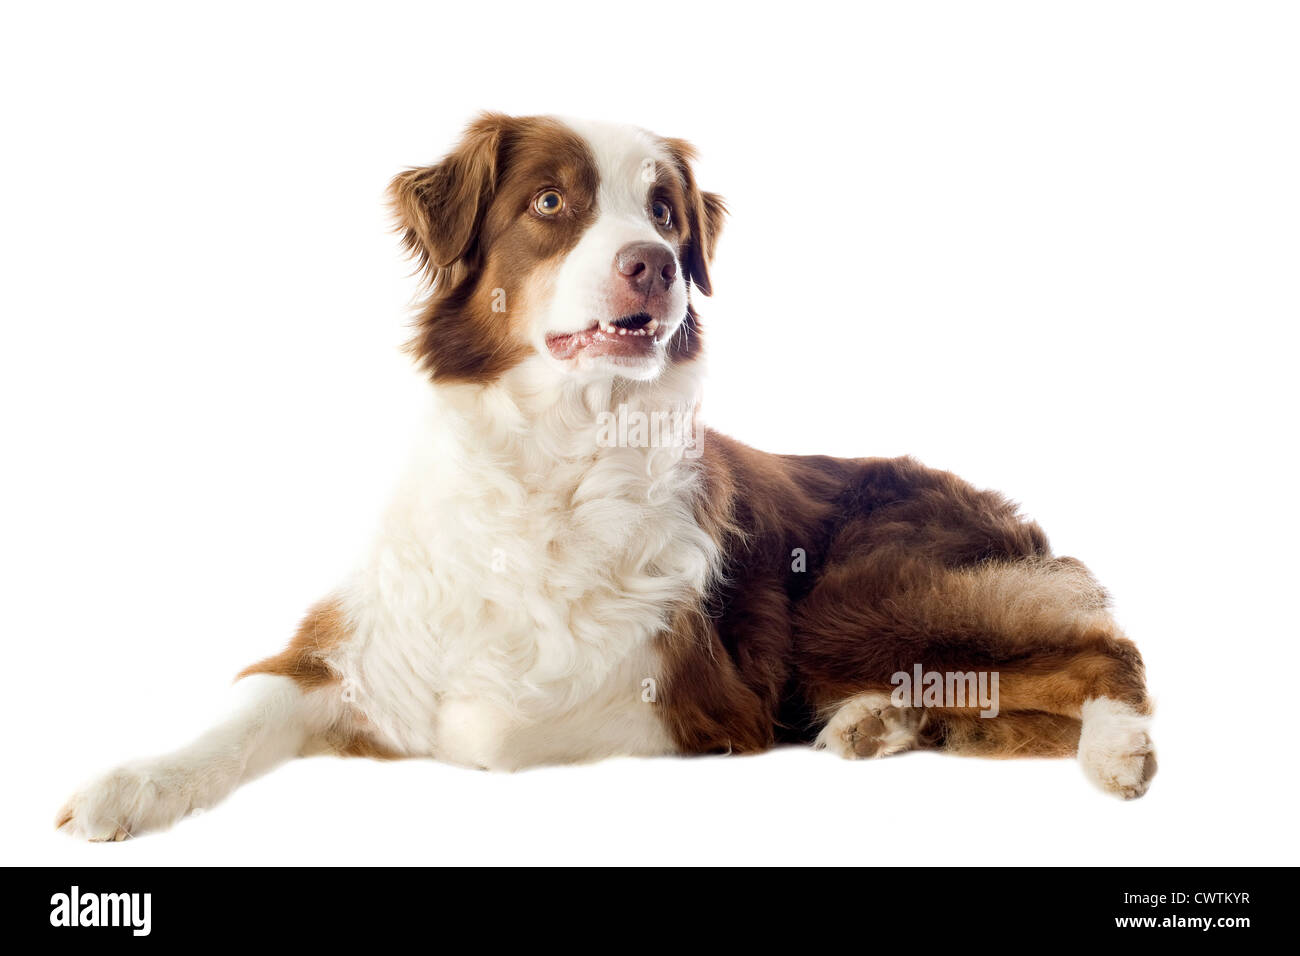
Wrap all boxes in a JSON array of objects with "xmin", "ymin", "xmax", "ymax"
[
  {"xmin": 533, "ymin": 190, "xmax": 565, "ymax": 216},
  {"xmin": 651, "ymin": 199, "xmax": 672, "ymax": 228}
]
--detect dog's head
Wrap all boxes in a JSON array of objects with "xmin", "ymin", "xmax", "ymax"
[{"xmin": 390, "ymin": 113, "xmax": 725, "ymax": 385}]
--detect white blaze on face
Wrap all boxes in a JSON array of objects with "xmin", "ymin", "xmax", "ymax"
[{"xmin": 535, "ymin": 118, "xmax": 688, "ymax": 370}]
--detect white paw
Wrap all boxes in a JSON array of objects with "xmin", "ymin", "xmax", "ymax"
[
  {"xmin": 56, "ymin": 758, "xmax": 223, "ymax": 841},
  {"xmin": 814, "ymin": 692, "xmax": 926, "ymax": 759},
  {"xmin": 1078, "ymin": 697, "xmax": 1158, "ymax": 800}
]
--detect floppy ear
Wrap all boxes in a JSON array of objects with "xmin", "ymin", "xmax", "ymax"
[
  {"xmin": 664, "ymin": 138, "xmax": 727, "ymax": 297},
  {"xmin": 389, "ymin": 113, "xmax": 508, "ymax": 278},
  {"xmin": 689, "ymin": 190, "xmax": 727, "ymax": 296}
]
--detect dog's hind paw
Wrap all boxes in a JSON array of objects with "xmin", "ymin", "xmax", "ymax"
[
  {"xmin": 1079, "ymin": 697, "xmax": 1158, "ymax": 799},
  {"xmin": 814, "ymin": 692, "xmax": 926, "ymax": 759}
]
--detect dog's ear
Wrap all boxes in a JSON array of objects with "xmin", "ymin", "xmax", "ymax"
[
  {"xmin": 389, "ymin": 113, "xmax": 508, "ymax": 279},
  {"xmin": 663, "ymin": 138, "xmax": 727, "ymax": 297}
]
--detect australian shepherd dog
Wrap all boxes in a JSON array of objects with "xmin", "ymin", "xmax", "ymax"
[{"xmin": 57, "ymin": 114, "xmax": 1155, "ymax": 840}]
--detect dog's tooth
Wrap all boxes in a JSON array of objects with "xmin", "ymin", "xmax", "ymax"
[
  {"xmin": 618, "ymin": 327, "xmax": 627, "ymax": 335},
  {"xmin": 646, "ymin": 319, "xmax": 659, "ymax": 333}
]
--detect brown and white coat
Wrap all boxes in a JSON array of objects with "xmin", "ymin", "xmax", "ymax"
[{"xmin": 57, "ymin": 114, "xmax": 1155, "ymax": 841}]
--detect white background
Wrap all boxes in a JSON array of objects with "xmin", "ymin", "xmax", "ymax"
[{"xmin": 3, "ymin": 1, "xmax": 1297, "ymax": 866}]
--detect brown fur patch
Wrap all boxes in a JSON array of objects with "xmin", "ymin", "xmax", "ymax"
[
  {"xmin": 323, "ymin": 725, "xmax": 402, "ymax": 760},
  {"xmin": 656, "ymin": 433, "xmax": 1151, "ymax": 757},
  {"xmin": 390, "ymin": 113, "xmax": 601, "ymax": 384},
  {"xmin": 238, "ymin": 599, "xmax": 399, "ymax": 759},
  {"xmin": 238, "ymin": 599, "xmax": 349, "ymax": 688},
  {"xmin": 920, "ymin": 710, "xmax": 1082, "ymax": 758},
  {"xmin": 660, "ymin": 137, "xmax": 725, "ymax": 364},
  {"xmin": 659, "ymin": 138, "xmax": 726, "ymax": 297},
  {"xmin": 653, "ymin": 606, "xmax": 775, "ymax": 754}
]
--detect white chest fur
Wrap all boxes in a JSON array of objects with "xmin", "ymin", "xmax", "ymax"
[{"xmin": 326, "ymin": 364, "xmax": 716, "ymax": 769}]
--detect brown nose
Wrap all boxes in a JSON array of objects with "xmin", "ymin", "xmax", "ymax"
[{"xmin": 615, "ymin": 242, "xmax": 677, "ymax": 295}]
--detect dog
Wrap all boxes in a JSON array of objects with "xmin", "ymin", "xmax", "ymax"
[{"xmin": 56, "ymin": 113, "xmax": 1156, "ymax": 840}]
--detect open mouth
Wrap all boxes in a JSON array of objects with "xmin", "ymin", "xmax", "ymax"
[{"xmin": 545, "ymin": 313, "xmax": 664, "ymax": 362}]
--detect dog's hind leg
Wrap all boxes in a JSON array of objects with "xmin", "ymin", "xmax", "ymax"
[
  {"xmin": 798, "ymin": 556, "xmax": 1157, "ymax": 798},
  {"xmin": 812, "ymin": 694, "xmax": 1082, "ymax": 760}
]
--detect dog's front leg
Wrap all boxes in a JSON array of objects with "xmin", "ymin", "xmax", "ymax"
[{"xmin": 56, "ymin": 674, "xmax": 342, "ymax": 841}]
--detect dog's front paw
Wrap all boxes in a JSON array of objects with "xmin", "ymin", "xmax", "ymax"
[
  {"xmin": 814, "ymin": 692, "xmax": 926, "ymax": 759},
  {"xmin": 56, "ymin": 761, "xmax": 208, "ymax": 841},
  {"xmin": 1079, "ymin": 698, "xmax": 1158, "ymax": 800}
]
